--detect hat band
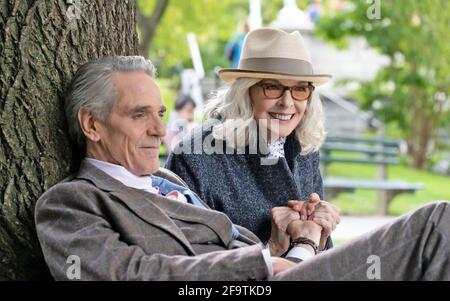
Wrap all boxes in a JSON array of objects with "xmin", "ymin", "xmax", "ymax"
[{"xmin": 238, "ymin": 57, "xmax": 313, "ymax": 76}]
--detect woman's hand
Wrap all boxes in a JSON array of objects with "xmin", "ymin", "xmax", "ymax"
[
  {"xmin": 287, "ymin": 193, "xmax": 321, "ymax": 220},
  {"xmin": 268, "ymin": 207, "xmax": 300, "ymax": 256},
  {"xmin": 308, "ymin": 201, "xmax": 341, "ymax": 250},
  {"xmin": 268, "ymin": 194, "xmax": 340, "ymax": 255},
  {"xmin": 288, "ymin": 193, "xmax": 340, "ymax": 250}
]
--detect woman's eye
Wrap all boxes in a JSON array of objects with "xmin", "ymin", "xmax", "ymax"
[
  {"xmin": 293, "ymin": 87, "xmax": 307, "ymax": 92},
  {"xmin": 265, "ymin": 85, "xmax": 282, "ymax": 90}
]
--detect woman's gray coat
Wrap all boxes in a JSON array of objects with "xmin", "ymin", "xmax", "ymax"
[{"xmin": 165, "ymin": 120, "xmax": 332, "ymax": 248}]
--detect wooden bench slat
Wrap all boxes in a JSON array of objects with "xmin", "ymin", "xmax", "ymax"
[
  {"xmin": 320, "ymin": 134, "xmax": 423, "ymax": 215},
  {"xmin": 324, "ymin": 177, "xmax": 424, "ymax": 190},
  {"xmin": 321, "ymin": 156, "xmax": 400, "ymax": 165},
  {"xmin": 326, "ymin": 135, "xmax": 400, "ymax": 147},
  {"xmin": 321, "ymin": 143, "xmax": 399, "ymax": 156}
]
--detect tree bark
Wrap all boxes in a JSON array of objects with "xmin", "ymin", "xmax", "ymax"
[
  {"xmin": 0, "ymin": 0, "xmax": 138, "ymax": 280},
  {"xmin": 409, "ymin": 117, "xmax": 429, "ymax": 169}
]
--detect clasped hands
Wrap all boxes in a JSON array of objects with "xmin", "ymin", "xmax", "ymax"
[{"xmin": 268, "ymin": 193, "xmax": 341, "ymax": 257}]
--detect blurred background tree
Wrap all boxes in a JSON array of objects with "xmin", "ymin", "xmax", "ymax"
[
  {"xmin": 315, "ymin": 0, "xmax": 450, "ymax": 169},
  {"xmin": 136, "ymin": 0, "xmax": 450, "ymax": 170},
  {"xmin": 137, "ymin": 0, "xmax": 247, "ymax": 77},
  {"xmin": 136, "ymin": 0, "xmax": 302, "ymax": 77}
]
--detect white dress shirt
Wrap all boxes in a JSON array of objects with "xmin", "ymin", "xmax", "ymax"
[{"xmin": 85, "ymin": 158, "xmax": 159, "ymax": 194}]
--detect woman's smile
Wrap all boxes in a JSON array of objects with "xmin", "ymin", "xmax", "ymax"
[{"xmin": 268, "ymin": 112, "xmax": 295, "ymax": 122}]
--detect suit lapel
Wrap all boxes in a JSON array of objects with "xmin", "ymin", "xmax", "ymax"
[
  {"xmin": 76, "ymin": 161, "xmax": 233, "ymax": 251},
  {"xmin": 109, "ymin": 188, "xmax": 197, "ymax": 254},
  {"xmin": 149, "ymin": 194, "xmax": 234, "ymax": 247},
  {"xmin": 76, "ymin": 161, "xmax": 198, "ymax": 254}
]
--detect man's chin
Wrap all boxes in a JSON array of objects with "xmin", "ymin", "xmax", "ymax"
[
  {"xmin": 147, "ymin": 162, "xmax": 161, "ymax": 175},
  {"xmin": 148, "ymin": 166, "xmax": 160, "ymax": 175},
  {"xmin": 131, "ymin": 162, "xmax": 160, "ymax": 176}
]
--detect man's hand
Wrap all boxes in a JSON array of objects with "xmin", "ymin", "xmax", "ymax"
[
  {"xmin": 288, "ymin": 193, "xmax": 321, "ymax": 220},
  {"xmin": 269, "ymin": 194, "xmax": 340, "ymax": 255},
  {"xmin": 308, "ymin": 201, "xmax": 341, "ymax": 250},
  {"xmin": 271, "ymin": 257, "xmax": 297, "ymax": 276},
  {"xmin": 286, "ymin": 219, "xmax": 323, "ymax": 246},
  {"xmin": 268, "ymin": 207, "xmax": 300, "ymax": 256},
  {"xmin": 288, "ymin": 193, "xmax": 341, "ymax": 250}
]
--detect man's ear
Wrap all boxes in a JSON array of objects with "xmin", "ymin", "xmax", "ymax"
[{"xmin": 78, "ymin": 107, "xmax": 101, "ymax": 142}]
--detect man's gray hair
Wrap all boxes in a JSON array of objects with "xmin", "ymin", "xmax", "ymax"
[{"xmin": 65, "ymin": 56, "xmax": 157, "ymax": 152}]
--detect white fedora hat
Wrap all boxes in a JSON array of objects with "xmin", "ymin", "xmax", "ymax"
[{"xmin": 218, "ymin": 27, "xmax": 332, "ymax": 86}]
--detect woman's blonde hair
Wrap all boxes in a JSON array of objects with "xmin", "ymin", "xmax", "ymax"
[{"xmin": 204, "ymin": 78, "xmax": 326, "ymax": 155}]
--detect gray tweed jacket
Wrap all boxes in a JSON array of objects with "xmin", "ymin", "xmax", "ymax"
[
  {"xmin": 165, "ymin": 120, "xmax": 332, "ymax": 249},
  {"xmin": 35, "ymin": 161, "xmax": 268, "ymax": 281}
]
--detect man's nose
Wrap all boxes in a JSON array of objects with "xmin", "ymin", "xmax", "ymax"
[{"xmin": 148, "ymin": 115, "xmax": 167, "ymax": 137}]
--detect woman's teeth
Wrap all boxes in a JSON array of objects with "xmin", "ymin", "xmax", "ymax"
[{"xmin": 270, "ymin": 113, "xmax": 293, "ymax": 121}]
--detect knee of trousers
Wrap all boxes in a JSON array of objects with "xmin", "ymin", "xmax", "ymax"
[
  {"xmin": 415, "ymin": 201, "xmax": 449, "ymax": 227},
  {"xmin": 427, "ymin": 200, "xmax": 449, "ymax": 213}
]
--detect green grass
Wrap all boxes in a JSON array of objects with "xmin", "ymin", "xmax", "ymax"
[
  {"xmin": 331, "ymin": 239, "xmax": 353, "ymax": 247},
  {"xmin": 326, "ymin": 162, "xmax": 450, "ymax": 216}
]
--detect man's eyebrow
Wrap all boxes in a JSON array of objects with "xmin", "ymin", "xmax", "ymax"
[
  {"xmin": 128, "ymin": 106, "xmax": 152, "ymax": 114},
  {"xmin": 128, "ymin": 106, "xmax": 167, "ymax": 114}
]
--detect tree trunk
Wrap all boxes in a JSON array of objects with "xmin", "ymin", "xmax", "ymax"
[
  {"xmin": 412, "ymin": 111, "xmax": 431, "ymax": 169},
  {"xmin": 405, "ymin": 84, "xmax": 433, "ymax": 170},
  {"xmin": 406, "ymin": 87, "xmax": 443, "ymax": 169},
  {"xmin": 138, "ymin": 0, "xmax": 169, "ymax": 56},
  {"xmin": 0, "ymin": 0, "xmax": 138, "ymax": 280}
]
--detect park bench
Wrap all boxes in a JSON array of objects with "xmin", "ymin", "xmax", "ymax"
[{"xmin": 320, "ymin": 134, "xmax": 425, "ymax": 215}]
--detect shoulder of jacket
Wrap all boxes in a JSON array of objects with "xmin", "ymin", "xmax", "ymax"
[{"xmin": 36, "ymin": 177, "xmax": 103, "ymax": 210}]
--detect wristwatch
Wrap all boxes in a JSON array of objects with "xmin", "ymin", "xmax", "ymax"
[{"xmin": 290, "ymin": 237, "xmax": 319, "ymax": 255}]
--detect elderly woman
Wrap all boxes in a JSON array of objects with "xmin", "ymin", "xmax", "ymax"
[{"xmin": 165, "ymin": 28, "xmax": 340, "ymax": 257}]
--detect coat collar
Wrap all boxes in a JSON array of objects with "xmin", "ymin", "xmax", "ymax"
[
  {"xmin": 76, "ymin": 160, "xmax": 123, "ymax": 192},
  {"xmin": 204, "ymin": 116, "xmax": 301, "ymax": 158}
]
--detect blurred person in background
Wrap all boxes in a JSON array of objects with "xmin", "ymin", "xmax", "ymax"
[
  {"xmin": 225, "ymin": 20, "xmax": 250, "ymax": 68},
  {"xmin": 163, "ymin": 93, "xmax": 199, "ymax": 152}
]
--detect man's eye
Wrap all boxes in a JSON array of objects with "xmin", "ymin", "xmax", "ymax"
[
  {"xmin": 159, "ymin": 112, "xmax": 165, "ymax": 119},
  {"xmin": 133, "ymin": 113, "xmax": 145, "ymax": 119}
]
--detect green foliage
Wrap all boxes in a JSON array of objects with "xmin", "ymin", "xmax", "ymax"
[
  {"xmin": 138, "ymin": 0, "xmax": 248, "ymax": 76},
  {"xmin": 316, "ymin": 0, "xmax": 450, "ymax": 167},
  {"xmin": 137, "ymin": 0, "xmax": 302, "ymax": 77}
]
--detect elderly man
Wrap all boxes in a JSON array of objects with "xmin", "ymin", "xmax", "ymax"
[{"xmin": 35, "ymin": 56, "xmax": 450, "ymax": 281}]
